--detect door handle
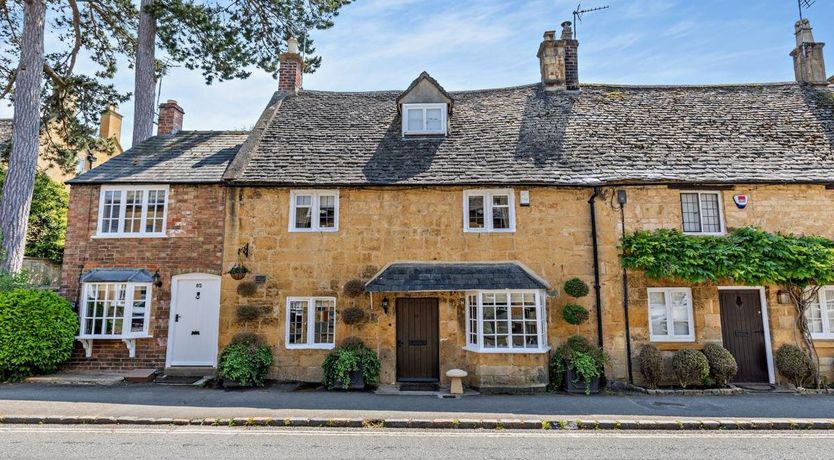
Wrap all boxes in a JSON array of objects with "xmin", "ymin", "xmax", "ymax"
[{"xmin": 175, "ymin": 314, "xmax": 181, "ymax": 322}]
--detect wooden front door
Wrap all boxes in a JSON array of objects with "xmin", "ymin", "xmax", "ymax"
[
  {"xmin": 719, "ymin": 290, "xmax": 769, "ymax": 383},
  {"xmin": 396, "ymin": 298, "xmax": 440, "ymax": 382}
]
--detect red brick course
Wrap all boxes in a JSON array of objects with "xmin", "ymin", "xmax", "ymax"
[{"xmin": 59, "ymin": 184, "xmax": 227, "ymax": 371}]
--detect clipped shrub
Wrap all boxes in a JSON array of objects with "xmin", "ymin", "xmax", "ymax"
[
  {"xmin": 231, "ymin": 332, "xmax": 262, "ymax": 346},
  {"xmin": 562, "ymin": 303, "xmax": 589, "ymax": 325},
  {"xmin": 563, "ymin": 278, "xmax": 590, "ymax": 298},
  {"xmin": 341, "ymin": 306, "xmax": 366, "ymax": 325},
  {"xmin": 341, "ymin": 336, "xmax": 365, "ymax": 348},
  {"xmin": 0, "ymin": 289, "xmax": 78, "ymax": 381},
  {"xmin": 236, "ymin": 304, "xmax": 265, "ymax": 323},
  {"xmin": 343, "ymin": 279, "xmax": 366, "ymax": 298},
  {"xmin": 671, "ymin": 349, "xmax": 709, "ymax": 389},
  {"xmin": 236, "ymin": 281, "xmax": 258, "ymax": 297},
  {"xmin": 217, "ymin": 342, "xmax": 273, "ymax": 387},
  {"xmin": 637, "ymin": 344, "xmax": 663, "ymax": 389},
  {"xmin": 702, "ymin": 343, "xmax": 738, "ymax": 387},
  {"xmin": 775, "ymin": 344, "xmax": 813, "ymax": 388},
  {"xmin": 322, "ymin": 343, "xmax": 381, "ymax": 390}
]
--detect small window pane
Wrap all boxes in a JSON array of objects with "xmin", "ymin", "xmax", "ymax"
[
  {"xmin": 145, "ymin": 190, "xmax": 166, "ymax": 233},
  {"xmin": 407, "ymin": 109, "xmax": 424, "ymax": 131},
  {"xmin": 699, "ymin": 193, "xmax": 721, "ymax": 233},
  {"xmin": 314, "ymin": 299, "xmax": 336, "ymax": 344},
  {"xmin": 288, "ymin": 301, "xmax": 308, "ymax": 345},
  {"xmin": 124, "ymin": 190, "xmax": 144, "ymax": 233},
  {"xmin": 425, "ymin": 108, "xmax": 442, "ymax": 131},
  {"xmin": 319, "ymin": 195, "xmax": 336, "ymax": 229},
  {"xmin": 808, "ymin": 296, "xmax": 824, "ymax": 333},
  {"xmin": 680, "ymin": 193, "xmax": 701, "ymax": 233},
  {"xmin": 492, "ymin": 195, "xmax": 510, "ymax": 229},
  {"xmin": 296, "ymin": 195, "xmax": 312, "ymax": 206},
  {"xmin": 468, "ymin": 196, "xmax": 485, "ymax": 229},
  {"xmin": 825, "ymin": 289, "xmax": 834, "ymax": 333},
  {"xmin": 101, "ymin": 191, "xmax": 122, "ymax": 233},
  {"xmin": 294, "ymin": 206, "xmax": 312, "ymax": 229},
  {"xmin": 131, "ymin": 286, "xmax": 148, "ymax": 333}
]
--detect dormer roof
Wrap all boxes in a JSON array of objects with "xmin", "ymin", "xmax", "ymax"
[{"xmin": 396, "ymin": 71, "xmax": 454, "ymax": 113}]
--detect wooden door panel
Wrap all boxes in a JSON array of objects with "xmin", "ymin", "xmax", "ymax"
[
  {"xmin": 719, "ymin": 290, "xmax": 769, "ymax": 383},
  {"xmin": 396, "ymin": 298, "xmax": 439, "ymax": 381}
]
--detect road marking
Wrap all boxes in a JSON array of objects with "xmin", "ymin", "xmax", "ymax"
[{"xmin": 0, "ymin": 426, "xmax": 833, "ymax": 439}]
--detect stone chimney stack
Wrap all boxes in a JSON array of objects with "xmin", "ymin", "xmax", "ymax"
[
  {"xmin": 278, "ymin": 37, "xmax": 304, "ymax": 93},
  {"xmin": 537, "ymin": 22, "xmax": 579, "ymax": 91},
  {"xmin": 790, "ymin": 19, "xmax": 827, "ymax": 85},
  {"xmin": 99, "ymin": 105, "xmax": 123, "ymax": 153},
  {"xmin": 157, "ymin": 100, "xmax": 184, "ymax": 136}
]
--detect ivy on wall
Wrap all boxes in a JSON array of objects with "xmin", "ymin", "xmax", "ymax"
[{"xmin": 620, "ymin": 226, "xmax": 834, "ymax": 388}]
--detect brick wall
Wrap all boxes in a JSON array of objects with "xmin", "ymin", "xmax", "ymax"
[{"xmin": 60, "ymin": 184, "xmax": 227, "ymax": 371}]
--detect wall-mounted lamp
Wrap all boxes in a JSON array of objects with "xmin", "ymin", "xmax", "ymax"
[
  {"xmin": 152, "ymin": 270, "xmax": 163, "ymax": 288},
  {"xmin": 381, "ymin": 297, "xmax": 390, "ymax": 315},
  {"xmin": 777, "ymin": 290, "xmax": 792, "ymax": 305}
]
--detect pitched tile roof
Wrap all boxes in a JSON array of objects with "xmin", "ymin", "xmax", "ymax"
[
  {"xmin": 227, "ymin": 83, "xmax": 834, "ymax": 186},
  {"xmin": 365, "ymin": 262, "xmax": 549, "ymax": 292},
  {"xmin": 69, "ymin": 130, "xmax": 248, "ymax": 184}
]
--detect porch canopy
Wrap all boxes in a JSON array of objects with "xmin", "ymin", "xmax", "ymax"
[
  {"xmin": 80, "ymin": 268, "xmax": 154, "ymax": 283},
  {"xmin": 365, "ymin": 262, "xmax": 549, "ymax": 292}
]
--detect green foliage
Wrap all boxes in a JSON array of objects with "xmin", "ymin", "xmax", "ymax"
[
  {"xmin": 569, "ymin": 351, "xmax": 602, "ymax": 394},
  {"xmin": 562, "ymin": 303, "xmax": 590, "ymax": 326},
  {"xmin": 775, "ymin": 344, "xmax": 814, "ymax": 388},
  {"xmin": 321, "ymin": 343, "xmax": 381, "ymax": 390},
  {"xmin": 230, "ymin": 331, "xmax": 262, "ymax": 346},
  {"xmin": 217, "ymin": 342, "xmax": 273, "ymax": 387},
  {"xmin": 702, "ymin": 343, "xmax": 738, "ymax": 387},
  {"xmin": 620, "ymin": 227, "xmax": 834, "ymax": 286},
  {"xmin": 0, "ymin": 270, "xmax": 32, "ymax": 292},
  {"xmin": 671, "ymin": 349, "xmax": 709, "ymax": 389},
  {"xmin": 637, "ymin": 344, "xmax": 663, "ymax": 389},
  {"xmin": 549, "ymin": 335, "xmax": 606, "ymax": 391},
  {"xmin": 0, "ymin": 169, "xmax": 67, "ymax": 263},
  {"xmin": 0, "ymin": 289, "xmax": 78, "ymax": 381},
  {"xmin": 563, "ymin": 278, "xmax": 590, "ymax": 298},
  {"xmin": 149, "ymin": 0, "xmax": 354, "ymax": 84}
]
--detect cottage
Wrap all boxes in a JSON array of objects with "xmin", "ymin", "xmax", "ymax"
[{"xmin": 61, "ymin": 20, "xmax": 834, "ymax": 391}]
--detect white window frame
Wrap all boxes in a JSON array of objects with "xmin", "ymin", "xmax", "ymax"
[
  {"xmin": 463, "ymin": 290, "xmax": 549, "ymax": 353},
  {"xmin": 288, "ymin": 190, "xmax": 340, "ymax": 232},
  {"xmin": 401, "ymin": 103, "xmax": 448, "ymax": 136},
  {"xmin": 95, "ymin": 185, "xmax": 169, "ymax": 238},
  {"xmin": 808, "ymin": 286, "xmax": 834, "ymax": 340},
  {"xmin": 679, "ymin": 191, "xmax": 726, "ymax": 236},
  {"xmin": 77, "ymin": 282, "xmax": 152, "ymax": 339},
  {"xmin": 647, "ymin": 287, "xmax": 695, "ymax": 342},
  {"xmin": 285, "ymin": 297, "xmax": 337, "ymax": 350},
  {"xmin": 463, "ymin": 189, "xmax": 516, "ymax": 233}
]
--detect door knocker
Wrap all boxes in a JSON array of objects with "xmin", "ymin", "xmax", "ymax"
[{"xmin": 195, "ymin": 291, "xmax": 201, "ymax": 300}]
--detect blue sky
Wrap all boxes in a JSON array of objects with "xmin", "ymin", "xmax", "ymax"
[{"xmin": 1, "ymin": 0, "xmax": 832, "ymax": 149}]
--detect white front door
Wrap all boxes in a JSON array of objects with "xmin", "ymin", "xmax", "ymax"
[{"xmin": 168, "ymin": 274, "xmax": 221, "ymax": 367}]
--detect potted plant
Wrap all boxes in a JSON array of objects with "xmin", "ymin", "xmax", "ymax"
[
  {"xmin": 549, "ymin": 335, "xmax": 606, "ymax": 394},
  {"xmin": 228, "ymin": 263, "xmax": 249, "ymax": 280},
  {"xmin": 322, "ymin": 339, "xmax": 381, "ymax": 390},
  {"xmin": 217, "ymin": 337, "xmax": 273, "ymax": 388}
]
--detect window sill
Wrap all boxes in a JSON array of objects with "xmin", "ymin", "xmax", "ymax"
[
  {"xmin": 650, "ymin": 337, "xmax": 696, "ymax": 344},
  {"xmin": 682, "ymin": 232, "xmax": 725, "ymax": 237},
  {"xmin": 92, "ymin": 234, "xmax": 167, "ymax": 239},
  {"xmin": 288, "ymin": 228, "xmax": 339, "ymax": 233},
  {"xmin": 811, "ymin": 336, "xmax": 834, "ymax": 344},
  {"xmin": 76, "ymin": 334, "xmax": 152, "ymax": 340},
  {"xmin": 462, "ymin": 345, "xmax": 550, "ymax": 354},
  {"xmin": 463, "ymin": 229, "xmax": 516, "ymax": 234},
  {"xmin": 285, "ymin": 344, "xmax": 336, "ymax": 350}
]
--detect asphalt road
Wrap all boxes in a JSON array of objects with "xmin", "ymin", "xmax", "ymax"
[{"xmin": 1, "ymin": 426, "xmax": 833, "ymax": 459}]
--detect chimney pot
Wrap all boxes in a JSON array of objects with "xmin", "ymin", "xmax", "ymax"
[
  {"xmin": 278, "ymin": 37, "xmax": 304, "ymax": 93},
  {"xmin": 157, "ymin": 100, "xmax": 184, "ymax": 136},
  {"xmin": 560, "ymin": 21, "xmax": 573, "ymax": 40}
]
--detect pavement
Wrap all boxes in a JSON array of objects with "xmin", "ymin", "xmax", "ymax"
[
  {"xmin": 2, "ymin": 426, "xmax": 834, "ymax": 459},
  {"xmin": 1, "ymin": 382, "xmax": 833, "ymax": 430}
]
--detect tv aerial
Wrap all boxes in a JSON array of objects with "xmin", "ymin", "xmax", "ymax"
[
  {"xmin": 797, "ymin": 0, "xmax": 816, "ymax": 20},
  {"xmin": 572, "ymin": 3, "xmax": 610, "ymax": 40}
]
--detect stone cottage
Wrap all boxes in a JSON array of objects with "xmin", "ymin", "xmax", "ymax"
[{"xmin": 61, "ymin": 20, "xmax": 834, "ymax": 390}]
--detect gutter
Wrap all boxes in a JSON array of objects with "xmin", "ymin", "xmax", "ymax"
[
  {"xmin": 618, "ymin": 190, "xmax": 634, "ymax": 384},
  {"xmin": 588, "ymin": 187, "xmax": 604, "ymax": 349}
]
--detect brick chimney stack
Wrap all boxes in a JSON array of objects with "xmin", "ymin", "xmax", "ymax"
[
  {"xmin": 790, "ymin": 19, "xmax": 827, "ymax": 85},
  {"xmin": 279, "ymin": 37, "xmax": 304, "ymax": 93},
  {"xmin": 537, "ymin": 21, "xmax": 579, "ymax": 92},
  {"xmin": 157, "ymin": 100, "xmax": 184, "ymax": 136}
]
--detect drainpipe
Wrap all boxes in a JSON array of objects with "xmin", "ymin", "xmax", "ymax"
[
  {"xmin": 588, "ymin": 187, "xmax": 604, "ymax": 349},
  {"xmin": 617, "ymin": 190, "xmax": 634, "ymax": 384}
]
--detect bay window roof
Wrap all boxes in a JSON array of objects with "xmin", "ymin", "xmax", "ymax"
[{"xmin": 364, "ymin": 262, "xmax": 549, "ymax": 292}]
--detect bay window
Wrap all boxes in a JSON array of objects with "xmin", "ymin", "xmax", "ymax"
[
  {"xmin": 79, "ymin": 282, "xmax": 151, "ymax": 338},
  {"xmin": 464, "ymin": 290, "xmax": 548, "ymax": 352}
]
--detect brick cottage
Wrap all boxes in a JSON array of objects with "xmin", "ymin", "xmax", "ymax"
[{"xmin": 61, "ymin": 20, "xmax": 834, "ymax": 390}]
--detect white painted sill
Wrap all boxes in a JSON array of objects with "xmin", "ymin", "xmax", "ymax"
[
  {"xmin": 462, "ymin": 345, "xmax": 551, "ymax": 354},
  {"xmin": 92, "ymin": 234, "xmax": 167, "ymax": 239},
  {"xmin": 649, "ymin": 336, "xmax": 695, "ymax": 343},
  {"xmin": 285, "ymin": 344, "xmax": 336, "ymax": 350}
]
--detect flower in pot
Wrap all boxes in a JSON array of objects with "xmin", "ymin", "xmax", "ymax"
[
  {"xmin": 549, "ymin": 335, "xmax": 606, "ymax": 394},
  {"xmin": 321, "ymin": 340, "xmax": 381, "ymax": 391},
  {"xmin": 228, "ymin": 264, "xmax": 249, "ymax": 280}
]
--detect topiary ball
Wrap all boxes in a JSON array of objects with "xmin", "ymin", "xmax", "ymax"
[
  {"xmin": 671, "ymin": 349, "xmax": 709, "ymax": 389},
  {"xmin": 637, "ymin": 344, "xmax": 663, "ymax": 389},
  {"xmin": 341, "ymin": 306, "xmax": 366, "ymax": 325},
  {"xmin": 775, "ymin": 344, "xmax": 813, "ymax": 388},
  {"xmin": 0, "ymin": 289, "xmax": 78, "ymax": 381},
  {"xmin": 702, "ymin": 343, "xmax": 738, "ymax": 387},
  {"xmin": 343, "ymin": 279, "xmax": 366, "ymax": 298},
  {"xmin": 562, "ymin": 303, "xmax": 590, "ymax": 325},
  {"xmin": 563, "ymin": 278, "xmax": 590, "ymax": 298}
]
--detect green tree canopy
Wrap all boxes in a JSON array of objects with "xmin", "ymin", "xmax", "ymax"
[{"xmin": 0, "ymin": 168, "xmax": 67, "ymax": 263}]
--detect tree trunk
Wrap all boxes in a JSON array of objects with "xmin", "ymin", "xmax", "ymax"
[
  {"xmin": 132, "ymin": 0, "xmax": 157, "ymax": 145},
  {"xmin": 0, "ymin": 0, "xmax": 46, "ymax": 273}
]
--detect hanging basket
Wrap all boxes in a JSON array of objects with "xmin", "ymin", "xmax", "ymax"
[{"xmin": 228, "ymin": 264, "xmax": 249, "ymax": 280}]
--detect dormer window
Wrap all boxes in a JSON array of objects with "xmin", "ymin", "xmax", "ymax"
[{"xmin": 402, "ymin": 103, "xmax": 447, "ymax": 136}]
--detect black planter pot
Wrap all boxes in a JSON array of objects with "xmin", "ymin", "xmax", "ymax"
[
  {"xmin": 563, "ymin": 366, "xmax": 601, "ymax": 394},
  {"xmin": 348, "ymin": 370, "xmax": 365, "ymax": 390}
]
